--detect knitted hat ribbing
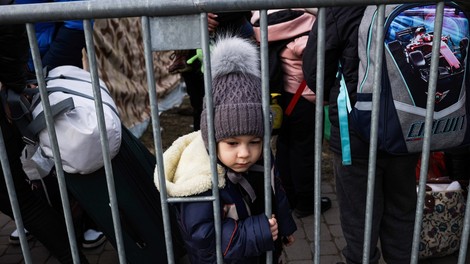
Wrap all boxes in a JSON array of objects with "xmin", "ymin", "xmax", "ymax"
[{"xmin": 200, "ymin": 36, "xmax": 263, "ymax": 147}]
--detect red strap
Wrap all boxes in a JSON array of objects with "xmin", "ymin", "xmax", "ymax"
[{"xmin": 284, "ymin": 80, "xmax": 307, "ymax": 116}]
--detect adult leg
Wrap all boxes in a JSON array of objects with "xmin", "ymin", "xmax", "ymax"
[
  {"xmin": 181, "ymin": 50, "xmax": 204, "ymax": 131},
  {"xmin": 275, "ymin": 93, "xmax": 295, "ymax": 208},
  {"xmin": 445, "ymin": 147, "xmax": 470, "ymax": 181},
  {"xmin": 0, "ymin": 175, "xmax": 87, "ymax": 263},
  {"xmin": 276, "ymin": 95, "xmax": 316, "ymax": 212},
  {"xmin": 333, "ymin": 153, "xmax": 382, "ymax": 264},
  {"xmin": 380, "ymin": 155, "xmax": 418, "ymax": 264}
]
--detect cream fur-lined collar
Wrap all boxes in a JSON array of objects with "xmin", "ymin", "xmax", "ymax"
[{"xmin": 154, "ymin": 131, "xmax": 226, "ymax": 197}]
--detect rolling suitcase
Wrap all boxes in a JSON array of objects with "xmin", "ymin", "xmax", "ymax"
[{"xmin": 65, "ymin": 126, "xmax": 186, "ymax": 264}]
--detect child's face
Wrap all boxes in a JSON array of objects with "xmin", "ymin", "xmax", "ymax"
[{"xmin": 217, "ymin": 135, "xmax": 263, "ymax": 172}]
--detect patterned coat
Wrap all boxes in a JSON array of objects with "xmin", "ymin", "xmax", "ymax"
[{"xmin": 85, "ymin": 18, "xmax": 182, "ymax": 133}]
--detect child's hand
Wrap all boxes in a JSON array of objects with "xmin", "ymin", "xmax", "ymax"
[
  {"xmin": 282, "ymin": 235, "xmax": 295, "ymax": 247},
  {"xmin": 268, "ymin": 214, "xmax": 278, "ymax": 241}
]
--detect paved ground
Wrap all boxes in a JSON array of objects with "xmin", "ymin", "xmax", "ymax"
[{"xmin": 0, "ymin": 173, "xmax": 467, "ymax": 264}]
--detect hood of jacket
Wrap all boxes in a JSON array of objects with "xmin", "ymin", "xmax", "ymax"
[
  {"xmin": 251, "ymin": 9, "xmax": 315, "ymax": 43},
  {"xmin": 154, "ymin": 131, "xmax": 226, "ymax": 197}
]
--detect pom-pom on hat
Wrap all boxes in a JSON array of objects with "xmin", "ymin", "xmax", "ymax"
[{"xmin": 200, "ymin": 36, "xmax": 263, "ymax": 148}]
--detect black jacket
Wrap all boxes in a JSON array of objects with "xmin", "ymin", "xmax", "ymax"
[
  {"xmin": 214, "ymin": 11, "xmax": 253, "ymax": 39},
  {"xmin": 303, "ymin": 6, "xmax": 370, "ymax": 158},
  {"xmin": 0, "ymin": 20, "xmax": 28, "ymax": 93}
]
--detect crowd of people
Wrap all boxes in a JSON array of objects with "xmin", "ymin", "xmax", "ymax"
[{"xmin": 0, "ymin": 1, "xmax": 469, "ymax": 264}]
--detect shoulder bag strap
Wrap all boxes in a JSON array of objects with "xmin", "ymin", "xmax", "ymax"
[{"xmin": 284, "ymin": 80, "xmax": 307, "ymax": 116}]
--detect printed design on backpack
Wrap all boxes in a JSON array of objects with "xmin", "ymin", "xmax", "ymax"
[
  {"xmin": 385, "ymin": 5, "xmax": 468, "ymax": 111},
  {"xmin": 351, "ymin": 3, "xmax": 469, "ymax": 154}
]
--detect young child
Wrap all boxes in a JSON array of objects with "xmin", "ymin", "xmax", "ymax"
[{"xmin": 154, "ymin": 36, "xmax": 296, "ymax": 263}]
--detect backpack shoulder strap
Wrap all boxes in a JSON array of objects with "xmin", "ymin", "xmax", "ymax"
[{"xmin": 27, "ymin": 97, "xmax": 75, "ymax": 136}]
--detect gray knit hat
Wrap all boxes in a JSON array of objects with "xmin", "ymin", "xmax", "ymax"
[{"xmin": 200, "ymin": 36, "xmax": 263, "ymax": 148}]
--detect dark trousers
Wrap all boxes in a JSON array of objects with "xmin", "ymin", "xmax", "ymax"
[
  {"xmin": 444, "ymin": 147, "xmax": 470, "ymax": 181},
  {"xmin": 333, "ymin": 153, "xmax": 418, "ymax": 264},
  {"xmin": 181, "ymin": 53, "xmax": 204, "ymax": 131},
  {"xmin": 0, "ymin": 102, "xmax": 87, "ymax": 264},
  {"xmin": 275, "ymin": 93, "xmax": 316, "ymax": 210}
]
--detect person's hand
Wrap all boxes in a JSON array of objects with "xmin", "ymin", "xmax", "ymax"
[
  {"xmin": 282, "ymin": 235, "xmax": 295, "ymax": 247},
  {"xmin": 207, "ymin": 13, "xmax": 219, "ymax": 33},
  {"xmin": 268, "ymin": 214, "xmax": 278, "ymax": 241}
]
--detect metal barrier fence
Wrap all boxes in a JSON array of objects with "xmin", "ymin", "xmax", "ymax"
[{"xmin": 0, "ymin": 0, "xmax": 468, "ymax": 264}]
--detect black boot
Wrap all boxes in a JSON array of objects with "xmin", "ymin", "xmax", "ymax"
[{"xmin": 294, "ymin": 197, "xmax": 332, "ymax": 218}]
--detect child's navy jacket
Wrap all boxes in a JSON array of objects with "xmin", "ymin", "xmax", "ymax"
[{"xmin": 154, "ymin": 131, "xmax": 297, "ymax": 263}]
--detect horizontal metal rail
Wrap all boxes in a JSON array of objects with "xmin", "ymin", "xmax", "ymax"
[{"xmin": 0, "ymin": 0, "xmax": 432, "ymax": 24}]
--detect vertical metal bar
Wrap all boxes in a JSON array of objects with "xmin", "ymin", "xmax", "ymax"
[
  {"xmin": 458, "ymin": 117, "xmax": 470, "ymax": 263},
  {"xmin": 410, "ymin": 2, "xmax": 445, "ymax": 263},
  {"xmin": 458, "ymin": 169, "xmax": 470, "ymax": 262},
  {"xmin": 0, "ymin": 123, "xmax": 32, "ymax": 264},
  {"xmin": 362, "ymin": 5, "xmax": 385, "ymax": 264},
  {"xmin": 141, "ymin": 15, "xmax": 176, "ymax": 264},
  {"xmin": 25, "ymin": 22, "xmax": 81, "ymax": 264},
  {"xmin": 313, "ymin": 7, "xmax": 326, "ymax": 264},
  {"xmin": 83, "ymin": 19, "xmax": 127, "ymax": 264},
  {"xmin": 259, "ymin": 9, "xmax": 274, "ymax": 264},
  {"xmin": 199, "ymin": 12, "xmax": 224, "ymax": 264}
]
